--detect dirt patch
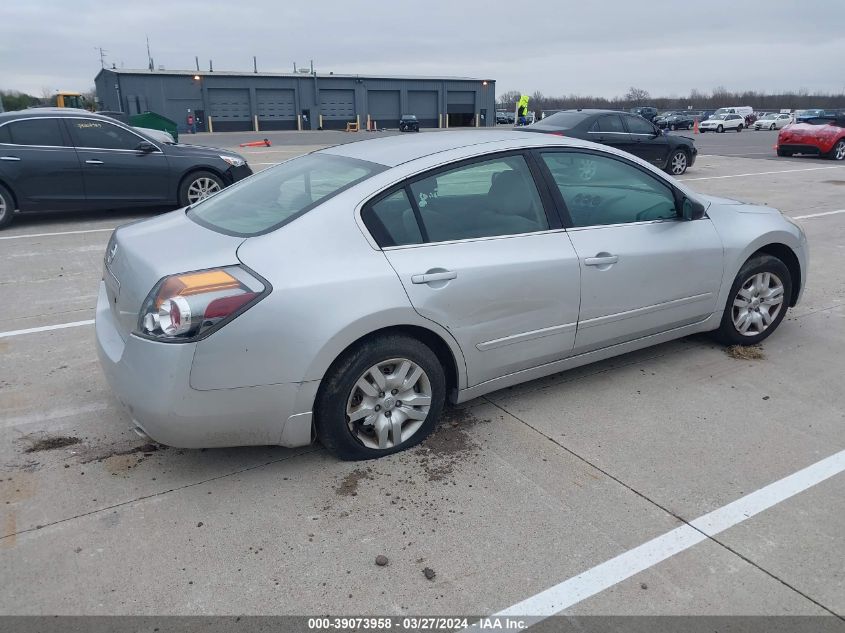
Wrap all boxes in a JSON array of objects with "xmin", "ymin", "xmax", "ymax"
[
  {"xmin": 821, "ymin": 180, "xmax": 845, "ymax": 186},
  {"xmin": 414, "ymin": 407, "xmax": 487, "ymax": 482},
  {"xmin": 726, "ymin": 345, "xmax": 765, "ymax": 361},
  {"xmin": 336, "ymin": 467, "xmax": 373, "ymax": 497},
  {"xmin": 80, "ymin": 443, "xmax": 164, "ymax": 464},
  {"xmin": 23, "ymin": 436, "xmax": 81, "ymax": 453}
]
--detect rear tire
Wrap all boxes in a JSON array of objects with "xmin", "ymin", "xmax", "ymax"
[
  {"xmin": 315, "ymin": 335, "xmax": 446, "ymax": 461},
  {"xmin": 0, "ymin": 183, "xmax": 15, "ymax": 230},
  {"xmin": 713, "ymin": 254, "xmax": 792, "ymax": 346},
  {"xmin": 737, "ymin": 124, "xmax": 743, "ymax": 132},
  {"xmin": 178, "ymin": 171, "xmax": 224, "ymax": 207},
  {"xmin": 770, "ymin": 124, "xmax": 776, "ymax": 131}
]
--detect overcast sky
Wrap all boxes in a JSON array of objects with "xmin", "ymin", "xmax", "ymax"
[{"xmin": 2, "ymin": 0, "xmax": 844, "ymax": 98}]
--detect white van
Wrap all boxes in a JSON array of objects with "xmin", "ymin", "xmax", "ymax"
[{"xmin": 713, "ymin": 106, "xmax": 754, "ymax": 118}]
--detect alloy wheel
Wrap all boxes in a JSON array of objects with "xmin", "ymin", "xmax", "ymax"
[
  {"xmin": 834, "ymin": 140, "xmax": 845, "ymax": 161},
  {"xmin": 186, "ymin": 177, "xmax": 221, "ymax": 204},
  {"xmin": 670, "ymin": 151, "xmax": 687, "ymax": 175},
  {"xmin": 0, "ymin": 193, "xmax": 6, "ymax": 222},
  {"xmin": 732, "ymin": 272, "xmax": 785, "ymax": 336},
  {"xmin": 345, "ymin": 358, "xmax": 432, "ymax": 450}
]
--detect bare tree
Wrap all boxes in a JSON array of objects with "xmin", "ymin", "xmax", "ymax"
[
  {"xmin": 497, "ymin": 90, "xmax": 521, "ymax": 110},
  {"xmin": 624, "ymin": 86, "xmax": 651, "ymax": 103}
]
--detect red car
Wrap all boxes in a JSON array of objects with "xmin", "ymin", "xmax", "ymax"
[{"xmin": 776, "ymin": 113, "xmax": 845, "ymax": 160}]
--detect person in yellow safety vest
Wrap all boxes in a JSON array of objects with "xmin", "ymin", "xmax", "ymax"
[{"xmin": 517, "ymin": 95, "xmax": 530, "ymax": 126}]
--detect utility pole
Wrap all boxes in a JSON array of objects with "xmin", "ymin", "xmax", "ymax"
[{"xmin": 95, "ymin": 47, "xmax": 107, "ymax": 68}]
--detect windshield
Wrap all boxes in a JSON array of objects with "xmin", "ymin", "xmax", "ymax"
[
  {"xmin": 531, "ymin": 111, "xmax": 590, "ymax": 129},
  {"xmin": 188, "ymin": 153, "xmax": 385, "ymax": 237},
  {"xmin": 760, "ymin": 114, "xmax": 776, "ymax": 120}
]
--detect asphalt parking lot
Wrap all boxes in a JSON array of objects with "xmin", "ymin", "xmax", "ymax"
[{"xmin": 1, "ymin": 129, "xmax": 844, "ymax": 621}]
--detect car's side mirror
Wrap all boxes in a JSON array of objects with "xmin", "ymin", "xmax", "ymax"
[
  {"xmin": 136, "ymin": 141, "xmax": 156, "ymax": 153},
  {"xmin": 681, "ymin": 197, "xmax": 706, "ymax": 221}
]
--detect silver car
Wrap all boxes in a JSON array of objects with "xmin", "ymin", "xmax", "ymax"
[{"xmin": 96, "ymin": 131, "xmax": 807, "ymax": 460}]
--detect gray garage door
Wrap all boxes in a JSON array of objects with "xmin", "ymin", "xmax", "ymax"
[
  {"xmin": 319, "ymin": 89, "xmax": 355, "ymax": 129},
  {"xmin": 447, "ymin": 91, "xmax": 476, "ymax": 127},
  {"xmin": 256, "ymin": 89, "xmax": 296, "ymax": 130},
  {"xmin": 208, "ymin": 88, "xmax": 251, "ymax": 131},
  {"xmin": 408, "ymin": 90, "xmax": 438, "ymax": 128},
  {"xmin": 367, "ymin": 90, "xmax": 400, "ymax": 129}
]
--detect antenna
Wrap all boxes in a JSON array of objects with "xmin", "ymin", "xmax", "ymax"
[
  {"xmin": 95, "ymin": 47, "xmax": 107, "ymax": 68},
  {"xmin": 146, "ymin": 36, "xmax": 154, "ymax": 71},
  {"xmin": 253, "ymin": 56, "xmax": 258, "ymax": 73}
]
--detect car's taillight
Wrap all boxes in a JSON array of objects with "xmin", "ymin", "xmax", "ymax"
[{"xmin": 138, "ymin": 266, "xmax": 267, "ymax": 341}]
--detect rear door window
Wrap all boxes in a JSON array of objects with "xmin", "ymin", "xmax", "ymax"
[
  {"xmin": 5, "ymin": 119, "xmax": 67, "ymax": 146},
  {"xmin": 591, "ymin": 115, "xmax": 626, "ymax": 133},
  {"xmin": 405, "ymin": 154, "xmax": 548, "ymax": 243}
]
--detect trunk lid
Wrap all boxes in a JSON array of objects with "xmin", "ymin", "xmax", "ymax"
[{"xmin": 104, "ymin": 210, "xmax": 245, "ymax": 340}]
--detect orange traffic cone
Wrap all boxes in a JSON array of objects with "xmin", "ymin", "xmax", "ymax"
[
  {"xmin": 239, "ymin": 138, "xmax": 271, "ymax": 147},
  {"xmin": 693, "ymin": 119, "xmax": 699, "ymax": 134}
]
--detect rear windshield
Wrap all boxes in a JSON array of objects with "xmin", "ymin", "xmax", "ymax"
[
  {"xmin": 529, "ymin": 111, "xmax": 590, "ymax": 130},
  {"xmin": 188, "ymin": 153, "xmax": 385, "ymax": 237}
]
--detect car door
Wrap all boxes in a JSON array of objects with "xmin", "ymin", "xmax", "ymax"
[
  {"xmin": 363, "ymin": 152, "xmax": 581, "ymax": 386},
  {"xmin": 622, "ymin": 113, "xmax": 670, "ymax": 167},
  {"xmin": 66, "ymin": 117, "xmax": 171, "ymax": 208},
  {"xmin": 587, "ymin": 114, "xmax": 632, "ymax": 152},
  {"xmin": 0, "ymin": 117, "xmax": 84, "ymax": 210},
  {"xmin": 536, "ymin": 149, "xmax": 724, "ymax": 353}
]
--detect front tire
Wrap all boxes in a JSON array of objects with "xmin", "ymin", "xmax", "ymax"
[
  {"xmin": 178, "ymin": 171, "xmax": 224, "ymax": 207},
  {"xmin": 717, "ymin": 125, "xmax": 724, "ymax": 133},
  {"xmin": 713, "ymin": 254, "xmax": 792, "ymax": 346},
  {"xmin": 777, "ymin": 147, "xmax": 793, "ymax": 157},
  {"xmin": 770, "ymin": 124, "xmax": 776, "ymax": 131},
  {"xmin": 0, "ymin": 183, "xmax": 14, "ymax": 229},
  {"xmin": 315, "ymin": 335, "xmax": 446, "ymax": 460},
  {"xmin": 737, "ymin": 124, "xmax": 743, "ymax": 132},
  {"xmin": 828, "ymin": 139, "xmax": 845, "ymax": 161},
  {"xmin": 666, "ymin": 149, "xmax": 689, "ymax": 175}
]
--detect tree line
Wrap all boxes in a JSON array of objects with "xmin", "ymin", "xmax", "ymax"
[{"xmin": 497, "ymin": 87, "xmax": 845, "ymax": 113}]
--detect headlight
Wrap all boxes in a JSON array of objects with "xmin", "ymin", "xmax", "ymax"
[
  {"xmin": 138, "ymin": 266, "xmax": 268, "ymax": 342},
  {"xmin": 219, "ymin": 155, "xmax": 246, "ymax": 167}
]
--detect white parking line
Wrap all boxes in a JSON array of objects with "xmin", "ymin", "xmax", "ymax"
[
  {"xmin": 681, "ymin": 165, "xmax": 843, "ymax": 181},
  {"xmin": 793, "ymin": 209, "xmax": 845, "ymax": 220},
  {"xmin": 468, "ymin": 448, "xmax": 845, "ymax": 627},
  {"xmin": 0, "ymin": 319, "xmax": 94, "ymax": 339},
  {"xmin": 0, "ymin": 227, "xmax": 114, "ymax": 241}
]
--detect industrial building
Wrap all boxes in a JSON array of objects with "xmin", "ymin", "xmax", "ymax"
[{"xmin": 94, "ymin": 68, "xmax": 496, "ymax": 133}]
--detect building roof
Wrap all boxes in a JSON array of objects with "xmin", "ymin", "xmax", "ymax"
[{"xmin": 96, "ymin": 68, "xmax": 494, "ymax": 83}]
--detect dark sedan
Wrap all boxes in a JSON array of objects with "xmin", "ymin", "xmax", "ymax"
[
  {"xmin": 654, "ymin": 111, "xmax": 697, "ymax": 131},
  {"xmin": 399, "ymin": 115, "xmax": 420, "ymax": 132},
  {"xmin": 523, "ymin": 109, "xmax": 697, "ymax": 175},
  {"xmin": 0, "ymin": 108, "xmax": 251, "ymax": 229}
]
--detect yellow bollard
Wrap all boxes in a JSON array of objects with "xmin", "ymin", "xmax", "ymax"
[
  {"xmin": 254, "ymin": 115, "xmax": 259, "ymax": 132},
  {"xmin": 207, "ymin": 116, "xmax": 213, "ymax": 133}
]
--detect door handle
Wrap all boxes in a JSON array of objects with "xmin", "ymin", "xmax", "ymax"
[
  {"xmin": 584, "ymin": 254, "xmax": 619, "ymax": 266},
  {"xmin": 85, "ymin": 159, "xmax": 104, "ymax": 165},
  {"xmin": 0, "ymin": 156, "xmax": 21, "ymax": 161},
  {"xmin": 411, "ymin": 270, "xmax": 457, "ymax": 284}
]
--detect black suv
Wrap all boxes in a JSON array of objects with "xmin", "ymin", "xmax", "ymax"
[
  {"xmin": 524, "ymin": 109, "xmax": 697, "ymax": 175},
  {"xmin": 399, "ymin": 115, "xmax": 420, "ymax": 132},
  {"xmin": 629, "ymin": 106, "xmax": 658, "ymax": 121},
  {"xmin": 0, "ymin": 108, "xmax": 252, "ymax": 229}
]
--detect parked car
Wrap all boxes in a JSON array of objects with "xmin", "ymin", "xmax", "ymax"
[
  {"xmin": 399, "ymin": 114, "xmax": 420, "ymax": 132},
  {"xmin": 776, "ymin": 113, "xmax": 845, "ymax": 160},
  {"xmin": 95, "ymin": 130, "xmax": 806, "ymax": 459},
  {"xmin": 699, "ymin": 110, "xmax": 716, "ymax": 121},
  {"xmin": 754, "ymin": 113, "xmax": 792, "ymax": 131},
  {"xmin": 524, "ymin": 109, "xmax": 697, "ymax": 175},
  {"xmin": 629, "ymin": 106, "xmax": 658, "ymax": 121},
  {"xmin": 0, "ymin": 108, "xmax": 251, "ymax": 229},
  {"xmin": 699, "ymin": 113, "xmax": 745, "ymax": 133},
  {"xmin": 713, "ymin": 106, "xmax": 754, "ymax": 119},
  {"xmin": 496, "ymin": 111, "xmax": 510, "ymax": 124},
  {"xmin": 794, "ymin": 109, "xmax": 825, "ymax": 122},
  {"xmin": 654, "ymin": 111, "xmax": 696, "ymax": 131}
]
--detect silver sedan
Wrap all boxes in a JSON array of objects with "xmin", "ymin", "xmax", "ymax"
[{"xmin": 96, "ymin": 131, "xmax": 808, "ymax": 460}]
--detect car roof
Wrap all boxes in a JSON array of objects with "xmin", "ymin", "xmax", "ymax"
[
  {"xmin": 321, "ymin": 130, "xmax": 581, "ymax": 167},
  {"xmin": 0, "ymin": 108, "xmax": 114, "ymax": 123}
]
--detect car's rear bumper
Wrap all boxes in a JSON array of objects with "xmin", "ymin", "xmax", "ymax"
[{"xmin": 95, "ymin": 282, "xmax": 316, "ymax": 449}]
